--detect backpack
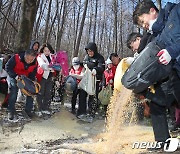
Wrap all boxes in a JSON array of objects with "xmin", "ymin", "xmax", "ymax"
[
  {"xmin": 98, "ymin": 85, "xmax": 113, "ymax": 105},
  {"xmin": 55, "ymin": 51, "xmax": 69, "ymax": 76},
  {"xmin": 121, "ymin": 42, "xmax": 172, "ymax": 93},
  {"xmin": 64, "ymin": 75, "xmax": 77, "ymax": 94},
  {"xmin": 17, "ymin": 75, "xmax": 41, "ymax": 96}
]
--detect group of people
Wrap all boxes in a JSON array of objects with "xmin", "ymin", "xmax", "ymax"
[
  {"xmin": 125, "ymin": 0, "xmax": 180, "ymax": 151},
  {"xmin": 0, "ymin": 39, "xmax": 121, "ymax": 124},
  {"xmin": 1, "ymin": 0, "xmax": 180, "ymax": 151},
  {"xmin": 67, "ymin": 42, "xmax": 121, "ymax": 122},
  {"xmin": 0, "ymin": 41, "xmax": 59, "ymax": 120}
]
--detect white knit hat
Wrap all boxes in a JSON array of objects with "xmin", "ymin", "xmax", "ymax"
[{"xmin": 106, "ymin": 58, "xmax": 112, "ymax": 64}]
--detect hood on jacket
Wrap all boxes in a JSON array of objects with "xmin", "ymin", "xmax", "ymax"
[
  {"xmin": 152, "ymin": 2, "xmax": 176, "ymax": 35},
  {"xmin": 30, "ymin": 40, "xmax": 40, "ymax": 51},
  {"xmin": 85, "ymin": 42, "xmax": 97, "ymax": 54}
]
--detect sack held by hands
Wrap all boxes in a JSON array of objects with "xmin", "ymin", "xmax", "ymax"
[{"xmin": 79, "ymin": 67, "xmax": 96, "ymax": 95}]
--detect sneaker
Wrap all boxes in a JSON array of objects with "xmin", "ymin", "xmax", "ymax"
[
  {"xmin": 35, "ymin": 111, "xmax": 43, "ymax": 117},
  {"xmin": 71, "ymin": 109, "xmax": 76, "ymax": 115},
  {"xmin": 8, "ymin": 112, "xmax": 14, "ymax": 120},
  {"xmin": 42, "ymin": 110, "xmax": 51, "ymax": 115},
  {"xmin": 25, "ymin": 110, "xmax": 34, "ymax": 118},
  {"xmin": 85, "ymin": 115, "xmax": 94, "ymax": 123},
  {"xmin": 77, "ymin": 114, "xmax": 94, "ymax": 123},
  {"xmin": 170, "ymin": 124, "xmax": 180, "ymax": 132}
]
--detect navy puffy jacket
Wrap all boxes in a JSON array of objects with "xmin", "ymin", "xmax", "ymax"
[{"xmin": 152, "ymin": 2, "xmax": 180, "ymax": 75}]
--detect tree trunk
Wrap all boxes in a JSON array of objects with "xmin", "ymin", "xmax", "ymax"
[
  {"xmin": 113, "ymin": 0, "xmax": 118, "ymax": 53},
  {"xmin": 74, "ymin": 0, "xmax": 88, "ymax": 57},
  {"xmin": 73, "ymin": 0, "xmax": 81, "ymax": 51},
  {"xmin": 56, "ymin": 0, "xmax": 67, "ymax": 51},
  {"xmin": 0, "ymin": 0, "xmax": 14, "ymax": 52},
  {"xmin": 119, "ymin": 0, "xmax": 123, "ymax": 56},
  {"xmin": 43, "ymin": 0, "xmax": 52, "ymax": 43},
  {"xmin": 33, "ymin": 0, "xmax": 45, "ymax": 39},
  {"xmin": 15, "ymin": 0, "xmax": 39, "ymax": 52},
  {"xmin": 47, "ymin": 1, "xmax": 58, "ymax": 42},
  {"xmin": 93, "ymin": 0, "xmax": 98, "ymax": 42}
]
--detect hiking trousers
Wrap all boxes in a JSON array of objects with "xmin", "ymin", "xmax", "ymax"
[
  {"xmin": 8, "ymin": 77, "xmax": 33, "ymax": 113},
  {"xmin": 37, "ymin": 77, "xmax": 53, "ymax": 111}
]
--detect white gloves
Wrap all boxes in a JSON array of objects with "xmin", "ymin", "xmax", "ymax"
[
  {"xmin": 157, "ymin": 49, "xmax": 171, "ymax": 65},
  {"xmin": 126, "ymin": 57, "xmax": 135, "ymax": 65},
  {"xmin": 84, "ymin": 64, "xmax": 88, "ymax": 69},
  {"xmin": 109, "ymin": 79, "xmax": 113, "ymax": 84},
  {"xmin": 15, "ymin": 75, "xmax": 20, "ymax": 80},
  {"xmin": 91, "ymin": 69, "xmax": 96, "ymax": 76}
]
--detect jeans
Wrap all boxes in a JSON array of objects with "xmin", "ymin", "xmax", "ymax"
[{"xmin": 8, "ymin": 77, "xmax": 33, "ymax": 113}]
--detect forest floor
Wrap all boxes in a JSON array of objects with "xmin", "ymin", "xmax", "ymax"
[{"xmin": 0, "ymin": 97, "xmax": 180, "ymax": 154}]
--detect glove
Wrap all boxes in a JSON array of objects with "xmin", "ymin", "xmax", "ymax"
[
  {"xmin": 92, "ymin": 69, "xmax": 96, "ymax": 76},
  {"xmin": 15, "ymin": 75, "xmax": 20, "ymax": 80},
  {"xmin": 157, "ymin": 49, "xmax": 171, "ymax": 65},
  {"xmin": 126, "ymin": 57, "xmax": 134, "ymax": 65},
  {"xmin": 55, "ymin": 81, "xmax": 60, "ymax": 87},
  {"xmin": 109, "ymin": 79, "xmax": 113, "ymax": 84},
  {"xmin": 84, "ymin": 64, "xmax": 88, "ymax": 69}
]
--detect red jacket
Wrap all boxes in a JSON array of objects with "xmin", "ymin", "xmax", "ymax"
[
  {"xmin": 14, "ymin": 54, "xmax": 37, "ymax": 76},
  {"xmin": 70, "ymin": 66, "xmax": 83, "ymax": 83},
  {"xmin": 104, "ymin": 68, "xmax": 114, "ymax": 86}
]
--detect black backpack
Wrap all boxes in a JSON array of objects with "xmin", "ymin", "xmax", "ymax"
[{"xmin": 121, "ymin": 42, "xmax": 172, "ymax": 93}]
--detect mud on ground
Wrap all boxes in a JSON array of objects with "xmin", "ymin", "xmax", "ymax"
[{"xmin": 0, "ymin": 97, "xmax": 180, "ymax": 154}]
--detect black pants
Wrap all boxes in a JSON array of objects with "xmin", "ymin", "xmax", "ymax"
[
  {"xmin": 77, "ymin": 81, "xmax": 100, "ymax": 117},
  {"xmin": 71, "ymin": 88, "xmax": 80, "ymax": 110},
  {"xmin": 150, "ymin": 102, "xmax": 171, "ymax": 142},
  {"xmin": 145, "ymin": 80, "xmax": 175, "ymax": 142},
  {"xmin": 169, "ymin": 70, "xmax": 180, "ymax": 106},
  {"xmin": 37, "ymin": 77, "xmax": 53, "ymax": 111}
]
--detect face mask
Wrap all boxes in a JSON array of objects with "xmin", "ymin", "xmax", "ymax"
[
  {"xmin": 149, "ymin": 18, "xmax": 157, "ymax": 30},
  {"xmin": 73, "ymin": 65, "xmax": 80, "ymax": 70}
]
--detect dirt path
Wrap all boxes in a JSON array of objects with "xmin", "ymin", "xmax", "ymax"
[
  {"xmin": 0, "ymin": 102, "xmax": 179, "ymax": 154},
  {"xmin": 0, "ymin": 106, "xmax": 105, "ymax": 153}
]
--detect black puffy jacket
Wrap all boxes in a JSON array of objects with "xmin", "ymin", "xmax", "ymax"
[{"xmin": 84, "ymin": 42, "xmax": 105, "ymax": 80}]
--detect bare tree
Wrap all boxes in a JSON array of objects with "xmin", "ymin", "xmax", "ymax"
[
  {"xmin": 74, "ymin": 0, "xmax": 88, "ymax": 57},
  {"xmin": 113, "ymin": 0, "xmax": 118, "ymax": 53},
  {"xmin": 55, "ymin": 0, "xmax": 67, "ymax": 51},
  {"xmin": 119, "ymin": 0, "xmax": 124, "ymax": 55},
  {"xmin": 73, "ymin": 0, "xmax": 81, "ymax": 51},
  {"xmin": 93, "ymin": 0, "xmax": 98, "ymax": 42},
  {"xmin": 156, "ymin": 0, "xmax": 161, "ymax": 10},
  {"xmin": 15, "ymin": 0, "xmax": 39, "ymax": 52},
  {"xmin": 43, "ymin": 0, "xmax": 52, "ymax": 43},
  {"xmin": 0, "ymin": 0, "xmax": 14, "ymax": 51},
  {"xmin": 33, "ymin": 0, "xmax": 47, "ymax": 39}
]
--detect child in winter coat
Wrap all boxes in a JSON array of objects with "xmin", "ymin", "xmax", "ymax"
[
  {"xmin": 103, "ymin": 58, "xmax": 115, "ymax": 88},
  {"xmin": 69, "ymin": 57, "xmax": 85, "ymax": 114},
  {"xmin": 36, "ymin": 43, "xmax": 55, "ymax": 115}
]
